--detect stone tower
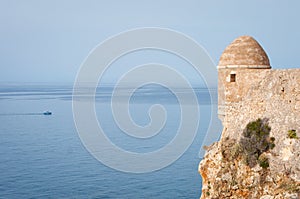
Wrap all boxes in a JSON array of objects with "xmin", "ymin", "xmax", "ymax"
[{"xmin": 218, "ymin": 36, "xmax": 271, "ymax": 123}]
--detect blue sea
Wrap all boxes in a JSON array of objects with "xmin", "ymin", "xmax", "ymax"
[{"xmin": 0, "ymin": 83, "xmax": 220, "ymax": 198}]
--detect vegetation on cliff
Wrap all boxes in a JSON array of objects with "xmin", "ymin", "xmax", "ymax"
[
  {"xmin": 199, "ymin": 118, "xmax": 300, "ymax": 198},
  {"xmin": 240, "ymin": 118, "xmax": 275, "ymax": 168}
]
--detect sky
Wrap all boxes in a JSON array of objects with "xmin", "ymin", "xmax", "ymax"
[{"xmin": 0, "ymin": 0, "xmax": 299, "ymax": 84}]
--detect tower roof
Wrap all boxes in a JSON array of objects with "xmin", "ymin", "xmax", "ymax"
[{"xmin": 218, "ymin": 36, "xmax": 271, "ymax": 69}]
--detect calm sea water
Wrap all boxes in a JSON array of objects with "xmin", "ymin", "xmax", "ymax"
[{"xmin": 0, "ymin": 84, "xmax": 218, "ymax": 198}]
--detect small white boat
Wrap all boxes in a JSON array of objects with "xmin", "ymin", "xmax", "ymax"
[{"xmin": 43, "ymin": 111, "xmax": 52, "ymax": 115}]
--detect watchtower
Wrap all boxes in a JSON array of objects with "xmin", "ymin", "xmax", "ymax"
[{"xmin": 218, "ymin": 36, "xmax": 271, "ymax": 122}]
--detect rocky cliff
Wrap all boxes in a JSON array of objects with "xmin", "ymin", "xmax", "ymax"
[{"xmin": 199, "ymin": 69, "xmax": 300, "ymax": 198}]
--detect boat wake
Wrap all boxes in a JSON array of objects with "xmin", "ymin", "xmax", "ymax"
[{"xmin": 0, "ymin": 112, "xmax": 52, "ymax": 116}]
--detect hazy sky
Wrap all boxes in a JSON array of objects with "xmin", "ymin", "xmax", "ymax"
[{"xmin": 1, "ymin": 0, "xmax": 299, "ymax": 84}]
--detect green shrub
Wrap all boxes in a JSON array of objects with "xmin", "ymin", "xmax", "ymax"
[
  {"xmin": 287, "ymin": 129, "xmax": 298, "ymax": 139},
  {"xmin": 239, "ymin": 118, "xmax": 274, "ymax": 168},
  {"xmin": 258, "ymin": 154, "xmax": 269, "ymax": 169},
  {"xmin": 269, "ymin": 142, "xmax": 275, "ymax": 150}
]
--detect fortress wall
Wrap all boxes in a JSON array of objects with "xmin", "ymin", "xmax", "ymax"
[
  {"xmin": 220, "ymin": 68, "xmax": 300, "ymax": 180},
  {"xmin": 220, "ymin": 69, "xmax": 300, "ymax": 136}
]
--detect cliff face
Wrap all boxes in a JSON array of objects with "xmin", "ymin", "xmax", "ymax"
[{"xmin": 199, "ymin": 69, "xmax": 300, "ymax": 199}]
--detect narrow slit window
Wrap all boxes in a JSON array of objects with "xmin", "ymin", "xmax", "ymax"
[{"xmin": 230, "ymin": 74, "xmax": 236, "ymax": 82}]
